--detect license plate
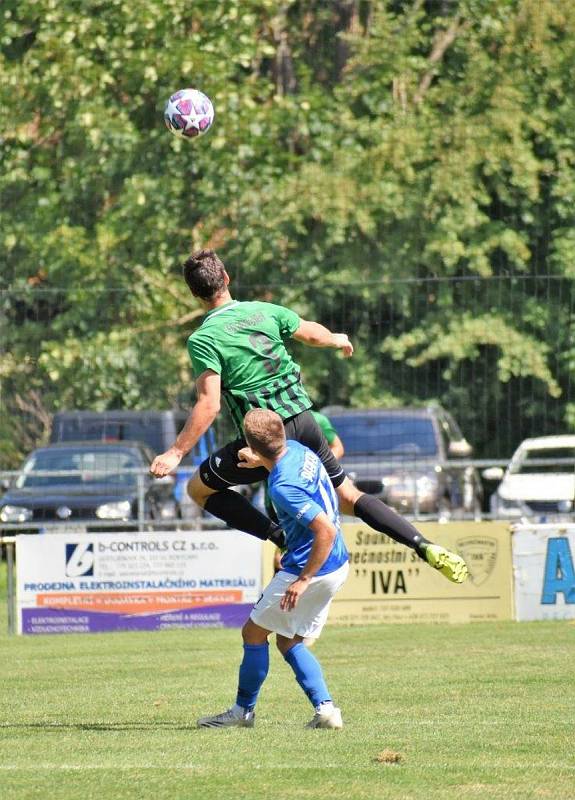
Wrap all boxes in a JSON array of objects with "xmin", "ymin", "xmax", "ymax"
[{"xmin": 39, "ymin": 524, "xmax": 88, "ymax": 535}]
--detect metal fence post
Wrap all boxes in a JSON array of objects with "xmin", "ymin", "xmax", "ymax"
[
  {"xmin": 413, "ymin": 473, "xmax": 420, "ymax": 520},
  {"xmin": 6, "ymin": 539, "xmax": 16, "ymax": 635},
  {"xmin": 137, "ymin": 472, "xmax": 145, "ymax": 531}
]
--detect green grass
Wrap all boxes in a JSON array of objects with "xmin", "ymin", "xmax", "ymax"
[{"xmin": 0, "ymin": 561, "xmax": 573, "ymax": 800}]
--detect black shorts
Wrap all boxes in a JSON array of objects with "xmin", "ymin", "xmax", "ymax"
[{"xmin": 198, "ymin": 410, "xmax": 346, "ymax": 491}]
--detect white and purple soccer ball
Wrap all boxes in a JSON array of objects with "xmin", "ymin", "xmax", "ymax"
[{"xmin": 164, "ymin": 88, "xmax": 214, "ymax": 140}]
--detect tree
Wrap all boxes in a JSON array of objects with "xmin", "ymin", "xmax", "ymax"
[{"xmin": 1, "ymin": 0, "xmax": 574, "ymax": 466}]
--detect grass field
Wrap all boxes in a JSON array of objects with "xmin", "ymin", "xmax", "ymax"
[{"xmin": 0, "ymin": 561, "xmax": 573, "ymax": 800}]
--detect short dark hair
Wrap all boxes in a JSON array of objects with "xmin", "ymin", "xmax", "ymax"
[
  {"xmin": 182, "ymin": 249, "xmax": 226, "ymax": 300},
  {"xmin": 244, "ymin": 409, "xmax": 286, "ymax": 460}
]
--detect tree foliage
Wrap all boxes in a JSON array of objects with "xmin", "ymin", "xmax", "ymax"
[{"xmin": 1, "ymin": 0, "xmax": 574, "ymax": 465}]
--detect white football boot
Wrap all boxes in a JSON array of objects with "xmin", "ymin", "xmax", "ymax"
[{"xmin": 306, "ymin": 704, "xmax": 343, "ymax": 730}]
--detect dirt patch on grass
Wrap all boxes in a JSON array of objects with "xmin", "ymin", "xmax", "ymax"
[{"xmin": 375, "ymin": 750, "xmax": 403, "ymax": 764}]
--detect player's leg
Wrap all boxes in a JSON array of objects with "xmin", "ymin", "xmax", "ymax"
[
  {"xmin": 197, "ymin": 618, "xmax": 270, "ymax": 728},
  {"xmin": 188, "ymin": 438, "xmax": 284, "ymax": 544},
  {"xmin": 336, "ymin": 477, "xmax": 468, "ymax": 583},
  {"xmin": 276, "ymin": 633, "xmax": 342, "ymax": 729},
  {"xmin": 284, "ymin": 410, "xmax": 346, "ymax": 486},
  {"xmin": 274, "ymin": 566, "xmax": 347, "ymax": 729},
  {"xmin": 285, "ymin": 412, "xmax": 467, "ymax": 583},
  {"xmin": 249, "ymin": 564, "xmax": 347, "ymax": 729}
]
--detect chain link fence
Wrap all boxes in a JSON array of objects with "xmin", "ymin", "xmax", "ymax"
[{"xmin": 1, "ymin": 275, "xmax": 574, "ymax": 525}]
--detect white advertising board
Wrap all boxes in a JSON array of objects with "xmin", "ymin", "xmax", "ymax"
[
  {"xmin": 512, "ymin": 523, "xmax": 575, "ymax": 621},
  {"xmin": 16, "ymin": 530, "xmax": 262, "ymax": 635}
]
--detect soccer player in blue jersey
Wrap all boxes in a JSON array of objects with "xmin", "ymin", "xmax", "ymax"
[{"xmin": 197, "ymin": 409, "xmax": 349, "ymax": 730}]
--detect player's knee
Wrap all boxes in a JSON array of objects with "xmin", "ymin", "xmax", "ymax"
[
  {"xmin": 241, "ymin": 620, "xmax": 253, "ymax": 643},
  {"xmin": 276, "ymin": 633, "xmax": 302, "ymax": 656},
  {"xmin": 243, "ymin": 618, "xmax": 268, "ymax": 645},
  {"xmin": 336, "ymin": 477, "xmax": 362, "ymax": 512},
  {"xmin": 187, "ymin": 472, "xmax": 212, "ymax": 507}
]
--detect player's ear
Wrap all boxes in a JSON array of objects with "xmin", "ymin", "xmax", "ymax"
[{"xmin": 223, "ymin": 271, "xmax": 230, "ymax": 286}]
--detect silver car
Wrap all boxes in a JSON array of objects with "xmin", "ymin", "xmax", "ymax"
[{"xmin": 326, "ymin": 406, "xmax": 482, "ymax": 518}]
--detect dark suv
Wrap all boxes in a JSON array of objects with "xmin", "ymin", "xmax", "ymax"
[{"xmin": 326, "ymin": 406, "xmax": 482, "ymax": 518}]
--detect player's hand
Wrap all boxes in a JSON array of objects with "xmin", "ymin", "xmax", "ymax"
[
  {"xmin": 332, "ymin": 333, "xmax": 354, "ymax": 358},
  {"xmin": 150, "ymin": 449, "xmax": 183, "ymax": 477},
  {"xmin": 238, "ymin": 447, "xmax": 264, "ymax": 469},
  {"xmin": 280, "ymin": 577, "xmax": 310, "ymax": 611}
]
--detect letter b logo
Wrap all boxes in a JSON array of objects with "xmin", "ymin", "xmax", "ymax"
[{"xmin": 65, "ymin": 543, "xmax": 95, "ymax": 577}]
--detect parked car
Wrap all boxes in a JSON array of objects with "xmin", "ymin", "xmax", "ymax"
[
  {"xmin": 0, "ymin": 441, "xmax": 176, "ymax": 532},
  {"xmin": 50, "ymin": 409, "xmax": 218, "ymax": 518},
  {"xmin": 324, "ymin": 406, "xmax": 482, "ymax": 517},
  {"xmin": 483, "ymin": 435, "xmax": 575, "ymax": 519}
]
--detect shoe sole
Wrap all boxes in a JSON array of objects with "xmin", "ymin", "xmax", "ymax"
[
  {"xmin": 306, "ymin": 721, "xmax": 344, "ymax": 729},
  {"xmin": 434, "ymin": 551, "xmax": 468, "ymax": 583},
  {"xmin": 197, "ymin": 718, "xmax": 255, "ymax": 729}
]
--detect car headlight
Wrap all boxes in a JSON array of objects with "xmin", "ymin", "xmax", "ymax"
[
  {"xmin": 0, "ymin": 505, "xmax": 33, "ymax": 523},
  {"xmin": 96, "ymin": 500, "xmax": 132, "ymax": 520}
]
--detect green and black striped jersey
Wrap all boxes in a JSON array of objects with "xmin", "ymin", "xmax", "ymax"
[{"xmin": 187, "ymin": 300, "xmax": 313, "ymax": 434}]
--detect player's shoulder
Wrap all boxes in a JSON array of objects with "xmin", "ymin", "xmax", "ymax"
[
  {"xmin": 268, "ymin": 474, "xmax": 309, "ymax": 506},
  {"xmin": 187, "ymin": 326, "xmax": 210, "ymax": 347}
]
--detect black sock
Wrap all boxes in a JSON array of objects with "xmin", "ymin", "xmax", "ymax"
[
  {"xmin": 354, "ymin": 494, "xmax": 430, "ymax": 554},
  {"xmin": 204, "ymin": 491, "xmax": 279, "ymax": 542}
]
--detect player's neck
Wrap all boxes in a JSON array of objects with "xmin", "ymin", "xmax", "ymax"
[
  {"xmin": 266, "ymin": 447, "xmax": 288, "ymax": 471},
  {"xmin": 203, "ymin": 290, "xmax": 234, "ymax": 311}
]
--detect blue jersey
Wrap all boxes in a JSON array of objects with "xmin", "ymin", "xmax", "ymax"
[{"xmin": 267, "ymin": 440, "xmax": 349, "ymax": 576}]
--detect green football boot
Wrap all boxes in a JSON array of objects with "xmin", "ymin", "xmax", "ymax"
[{"xmin": 420, "ymin": 544, "xmax": 468, "ymax": 584}]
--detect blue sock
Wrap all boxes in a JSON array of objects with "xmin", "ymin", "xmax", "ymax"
[
  {"xmin": 236, "ymin": 643, "xmax": 269, "ymax": 711},
  {"xmin": 283, "ymin": 643, "xmax": 331, "ymax": 708}
]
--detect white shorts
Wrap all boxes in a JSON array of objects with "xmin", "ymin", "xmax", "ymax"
[{"xmin": 250, "ymin": 562, "xmax": 349, "ymax": 640}]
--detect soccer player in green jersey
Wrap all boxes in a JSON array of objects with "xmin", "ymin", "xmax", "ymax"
[{"xmin": 150, "ymin": 250, "xmax": 468, "ymax": 584}]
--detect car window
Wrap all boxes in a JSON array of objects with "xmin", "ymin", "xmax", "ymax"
[
  {"xmin": 17, "ymin": 449, "xmax": 141, "ymax": 488},
  {"xmin": 330, "ymin": 416, "xmax": 438, "ymax": 457},
  {"xmin": 510, "ymin": 447, "xmax": 575, "ymax": 475}
]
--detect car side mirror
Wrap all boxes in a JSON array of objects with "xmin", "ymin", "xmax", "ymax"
[
  {"xmin": 448, "ymin": 439, "xmax": 472, "ymax": 458},
  {"xmin": 482, "ymin": 466, "xmax": 504, "ymax": 481}
]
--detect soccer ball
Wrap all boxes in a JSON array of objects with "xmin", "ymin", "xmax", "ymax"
[{"xmin": 164, "ymin": 88, "xmax": 214, "ymax": 139}]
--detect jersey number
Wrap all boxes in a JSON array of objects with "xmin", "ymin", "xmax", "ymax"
[{"xmin": 249, "ymin": 333, "xmax": 281, "ymax": 375}]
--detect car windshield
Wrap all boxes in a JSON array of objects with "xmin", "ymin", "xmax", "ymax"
[
  {"xmin": 330, "ymin": 416, "xmax": 438, "ymax": 457},
  {"xmin": 510, "ymin": 447, "xmax": 575, "ymax": 475},
  {"xmin": 16, "ymin": 449, "xmax": 141, "ymax": 489}
]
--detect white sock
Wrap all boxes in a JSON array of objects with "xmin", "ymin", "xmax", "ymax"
[{"xmin": 316, "ymin": 701, "xmax": 334, "ymax": 714}]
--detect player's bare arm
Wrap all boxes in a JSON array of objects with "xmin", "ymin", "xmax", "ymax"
[
  {"xmin": 330, "ymin": 434, "xmax": 345, "ymax": 460},
  {"xmin": 150, "ymin": 370, "xmax": 221, "ymax": 477},
  {"xmin": 280, "ymin": 512, "xmax": 337, "ymax": 612},
  {"xmin": 292, "ymin": 319, "xmax": 354, "ymax": 357}
]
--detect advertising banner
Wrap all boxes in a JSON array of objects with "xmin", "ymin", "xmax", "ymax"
[
  {"xmin": 512, "ymin": 523, "xmax": 575, "ymax": 621},
  {"xmin": 16, "ymin": 530, "xmax": 261, "ymax": 635},
  {"xmin": 268, "ymin": 522, "xmax": 512, "ymax": 626}
]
